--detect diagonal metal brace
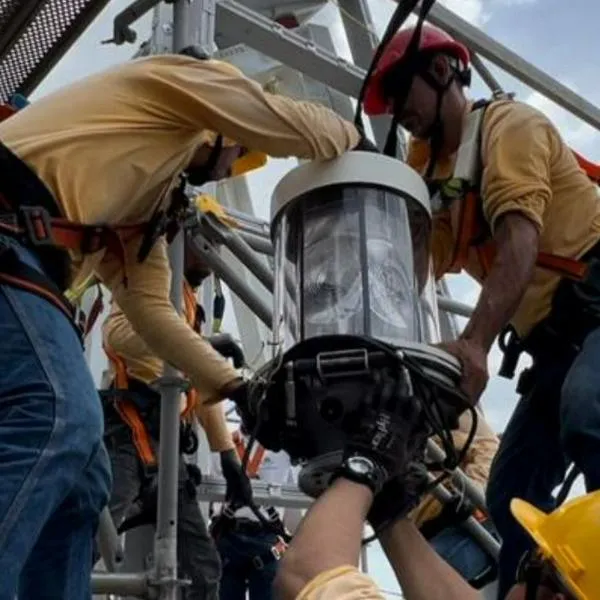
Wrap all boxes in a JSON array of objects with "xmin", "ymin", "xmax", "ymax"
[{"xmin": 103, "ymin": 0, "xmax": 162, "ymax": 46}]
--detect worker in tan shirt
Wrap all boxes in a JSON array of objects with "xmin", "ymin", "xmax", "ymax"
[
  {"xmin": 409, "ymin": 410, "xmax": 499, "ymax": 589},
  {"xmin": 101, "ymin": 231, "xmax": 250, "ymax": 600},
  {"xmin": 362, "ymin": 24, "xmax": 600, "ymax": 596},
  {"xmin": 0, "ymin": 50, "xmax": 366, "ymax": 599}
]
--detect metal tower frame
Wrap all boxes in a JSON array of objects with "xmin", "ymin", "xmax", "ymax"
[{"xmin": 0, "ymin": 0, "xmax": 597, "ymax": 597}]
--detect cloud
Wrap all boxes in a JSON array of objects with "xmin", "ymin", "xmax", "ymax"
[
  {"xmin": 525, "ymin": 87, "xmax": 600, "ymax": 160},
  {"xmin": 491, "ymin": 0, "xmax": 537, "ymax": 5},
  {"xmin": 367, "ymin": 0, "xmax": 488, "ymax": 39}
]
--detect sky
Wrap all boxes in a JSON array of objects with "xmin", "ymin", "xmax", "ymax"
[{"xmin": 31, "ymin": 0, "xmax": 597, "ymax": 595}]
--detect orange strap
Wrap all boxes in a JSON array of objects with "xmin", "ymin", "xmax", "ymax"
[
  {"xmin": 451, "ymin": 190, "xmax": 589, "ymax": 282},
  {"xmin": 233, "ymin": 430, "xmax": 266, "ymax": 477},
  {"xmin": 0, "ymin": 104, "xmax": 17, "ymax": 121},
  {"xmin": 0, "ymin": 206, "xmax": 145, "ymax": 275},
  {"xmin": 448, "ymin": 190, "xmax": 479, "ymax": 274},
  {"xmin": 103, "ymin": 344, "xmax": 157, "ymax": 467},
  {"xmin": 473, "ymin": 508, "xmax": 488, "ymax": 524},
  {"xmin": 573, "ymin": 150, "xmax": 600, "ymax": 185}
]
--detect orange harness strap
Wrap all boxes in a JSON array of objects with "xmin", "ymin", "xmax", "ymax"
[
  {"xmin": 573, "ymin": 150, "xmax": 600, "ymax": 185},
  {"xmin": 0, "ymin": 207, "xmax": 145, "ymax": 270},
  {"xmin": 450, "ymin": 191, "xmax": 590, "ymax": 283},
  {"xmin": 232, "ymin": 430, "xmax": 266, "ymax": 477},
  {"xmin": 103, "ymin": 344, "xmax": 157, "ymax": 467}
]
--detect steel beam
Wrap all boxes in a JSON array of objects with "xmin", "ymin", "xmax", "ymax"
[
  {"xmin": 426, "ymin": 439, "xmax": 487, "ymax": 511},
  {"xmin": 437, "ymin": 294, "xmax": 474, "ymax": 319},
  {"xmin": 428, "ymin": 475, "xmax": 500, "ymax": 560},
  {"xmin": 91, "ymin": 572, "xmax": 150, "ymax": 596},
  {"xmin": 215, "ymin": 0, "xmax": 366, "ymax": 98},
  {"xmin": 198, "ymin": 474, "xmax": 313, "ymax": 508},
  {"xmin": 338, "ymin": 0, "xmax": 396, "ymax": 151},
  {"xmin": 96, "ymin": 506, "xmax": 125, "ymax": 572},
  {"xmin": 189, "ymin": 232, "xmax": 273, "ymax": 328},
  {"xmin": 423, "ymin": 2, "xmax": 600, "ymax": 131}
]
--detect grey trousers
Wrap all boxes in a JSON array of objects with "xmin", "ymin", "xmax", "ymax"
[{"xmin": 104, "ymin": 412, "xmax": 221, "ymax": 600}]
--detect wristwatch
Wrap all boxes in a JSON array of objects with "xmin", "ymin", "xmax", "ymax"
[{"xmin": 336, "ymin": 455, "xmax": 385, "ymax": 495}]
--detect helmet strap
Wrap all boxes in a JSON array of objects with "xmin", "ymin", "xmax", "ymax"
[
  {"xmin": 420, "ymin": 70, "xmax": 455, "ymax": 178},
  {"xmin": 186, "ymin": 134, "xmax": 224, "ymax": 186}
]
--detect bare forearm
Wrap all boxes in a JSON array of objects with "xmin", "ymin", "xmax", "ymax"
[
  {"xmin": 380, "ymin": 519, "xmax": 480, "ymax": 600},
  {"xmin": 275, "ymin": 479, "xmax": 372, "ymax": 600},
  {"xmin": 462, "ymin": 213, "xmax": 539, "ymax": 351}
]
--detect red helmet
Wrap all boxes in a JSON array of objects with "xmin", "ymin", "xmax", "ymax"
[{"xmin": 364, "ymin": 25, "xmax": 470, "ymax": 116}]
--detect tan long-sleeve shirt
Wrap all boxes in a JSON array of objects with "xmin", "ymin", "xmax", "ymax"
[
  {"xmin": 103, "ymin": 292, "xmax": 234, "ymax": 452},
  {"xmin": 0, "ymin": 55, "xmax": 360, "ymax": 404},
  {"xmin": 408, "ymin": 100, "xmax": 600, "ymax": 338}
]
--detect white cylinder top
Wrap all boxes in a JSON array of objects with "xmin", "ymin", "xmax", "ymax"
[{"xmin": 270, "ymin": 151, "xmax": 431, "ymax": 233}]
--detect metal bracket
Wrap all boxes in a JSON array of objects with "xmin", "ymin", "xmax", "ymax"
[{"xmin": 103, "ymin": 0, "xmax": 162, "ymax": 46}]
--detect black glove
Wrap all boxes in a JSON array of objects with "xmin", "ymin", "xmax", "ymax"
[
  {"xmin": 227, "ymin": 382, "xmax": 282, "ymax": 451},
  {"xmin": 354, "ymin": 136, "xmax": 379, "ymax": 153},
  {"xmin": 338, "ymin": 368, "xmax": 430, "ymax": 493},
  {"xmin": 367, "ymin": 461, "xmax": 430, "ymax": 533},
  {"xmin": 208, "ymin": 333, "xmax": 245, "ymax": 368},
  {"xmin": 220, "ymin": 449, "xmax": 253, "ymax": 508},
  {"xmin": 179, "ymin": 422, "xmax": 199, "ymax": 455}
]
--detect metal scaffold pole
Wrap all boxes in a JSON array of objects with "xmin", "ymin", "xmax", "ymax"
[{"xmin": 152, "ymin": 0, "xmax": 217, "ymax": 597}]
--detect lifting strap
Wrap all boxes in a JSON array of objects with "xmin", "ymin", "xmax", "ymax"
[{"xmin": 446, "ymin": 98, "xmax": 598, "ymax": 283}]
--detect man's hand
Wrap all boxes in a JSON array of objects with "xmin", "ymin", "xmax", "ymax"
[
  {"xmin": 367, "ymin": 463, "xmax": 430, "ymax": 534},
  {"xmin": 438, "ymin": 338, "xmax": 489, "ymax": 404},
  {"xmin": 220, "ymin": 449, "xmax": 253, "ymax": 508},
  {"xmin": 227, "ymin": 382, "xmax": 283, "ymax": 451},
  {"xmin": 334, "ymin": 368, "xmax": 431, "ymax": 496}
]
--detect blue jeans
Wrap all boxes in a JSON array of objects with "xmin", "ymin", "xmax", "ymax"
[
  {"xmin": 487, "ymin": 325, "xmax": 600, "ymax": 598},
  {"xmin": 216, "ymin": 527, "xmax": 280, "ymax": 600},
  {"xmin": 0, "ymin": 235, "xmax": 111, "ymax": 599},
  {"xmin": 430, "ymin": 524, "xmax": 496, "ymax": 585}
]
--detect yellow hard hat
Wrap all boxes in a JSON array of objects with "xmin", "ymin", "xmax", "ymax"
[
  {"xmin": 198, "ymin": 130, "xmax": 267, "ymax": 178},
  {"xmin": 511, "ymin": 491, "xmax": 600, "ymax": 600}
]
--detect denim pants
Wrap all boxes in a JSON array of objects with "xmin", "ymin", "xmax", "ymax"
[
  {"xmin": 486, "ymin": 325, "xmax": 600, "ymax": 598},
  {"xmin": 216, "ymin": 527, "xmax": 280, "ymax": 600},
  {"xmin": 0, "ymin": 235, "xmax": 112, "ymax": 599},
  {"xmin": 103, "ymin": 401, "xmax": 221, "ymax": 600},
  {"xmin": 430, "ymin": 523, "xmax": 497, "ymax": 586}
]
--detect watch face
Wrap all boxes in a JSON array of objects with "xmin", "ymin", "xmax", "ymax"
[{"xmin": 348, "ymin": 456, "xmax": 375, "ymax": 475}]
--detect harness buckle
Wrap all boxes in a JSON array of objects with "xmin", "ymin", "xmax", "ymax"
[
  {"xmin": 81, "ymin": 225, "xmax": 109, "ymax": 254},
  {"xmin": 19, "ymin": 205, "xmax": 54, "ymax": 246},
  {"xmin": 271, "ymin": 537, "xmax": 288, "ymax": 560}
]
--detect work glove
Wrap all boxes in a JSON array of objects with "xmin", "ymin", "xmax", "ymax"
[
  {"xmin": 354, "ymin": 135, "xmax": 380, "ymax": 153},
  {"xmin": 220, "ymin": 449, "xmax": 254, "ymax": 509},
  {"xmin": 337, "ymin": 368, "xmax": 430, "ymax": 495},
  {"xmin": 208, "ymin": 333, "xmax": 245, "ymax": 368},
  {"xmin": 227, "ymin": 382, "xmax": 283, "ymax": 451},
  {"xmin": 367, "ymin": 461, "xmax": 430, "ymax": 534},
  {"xmin": 179, "ymin": 421, "xmax": 199, "ymax": 455}
]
